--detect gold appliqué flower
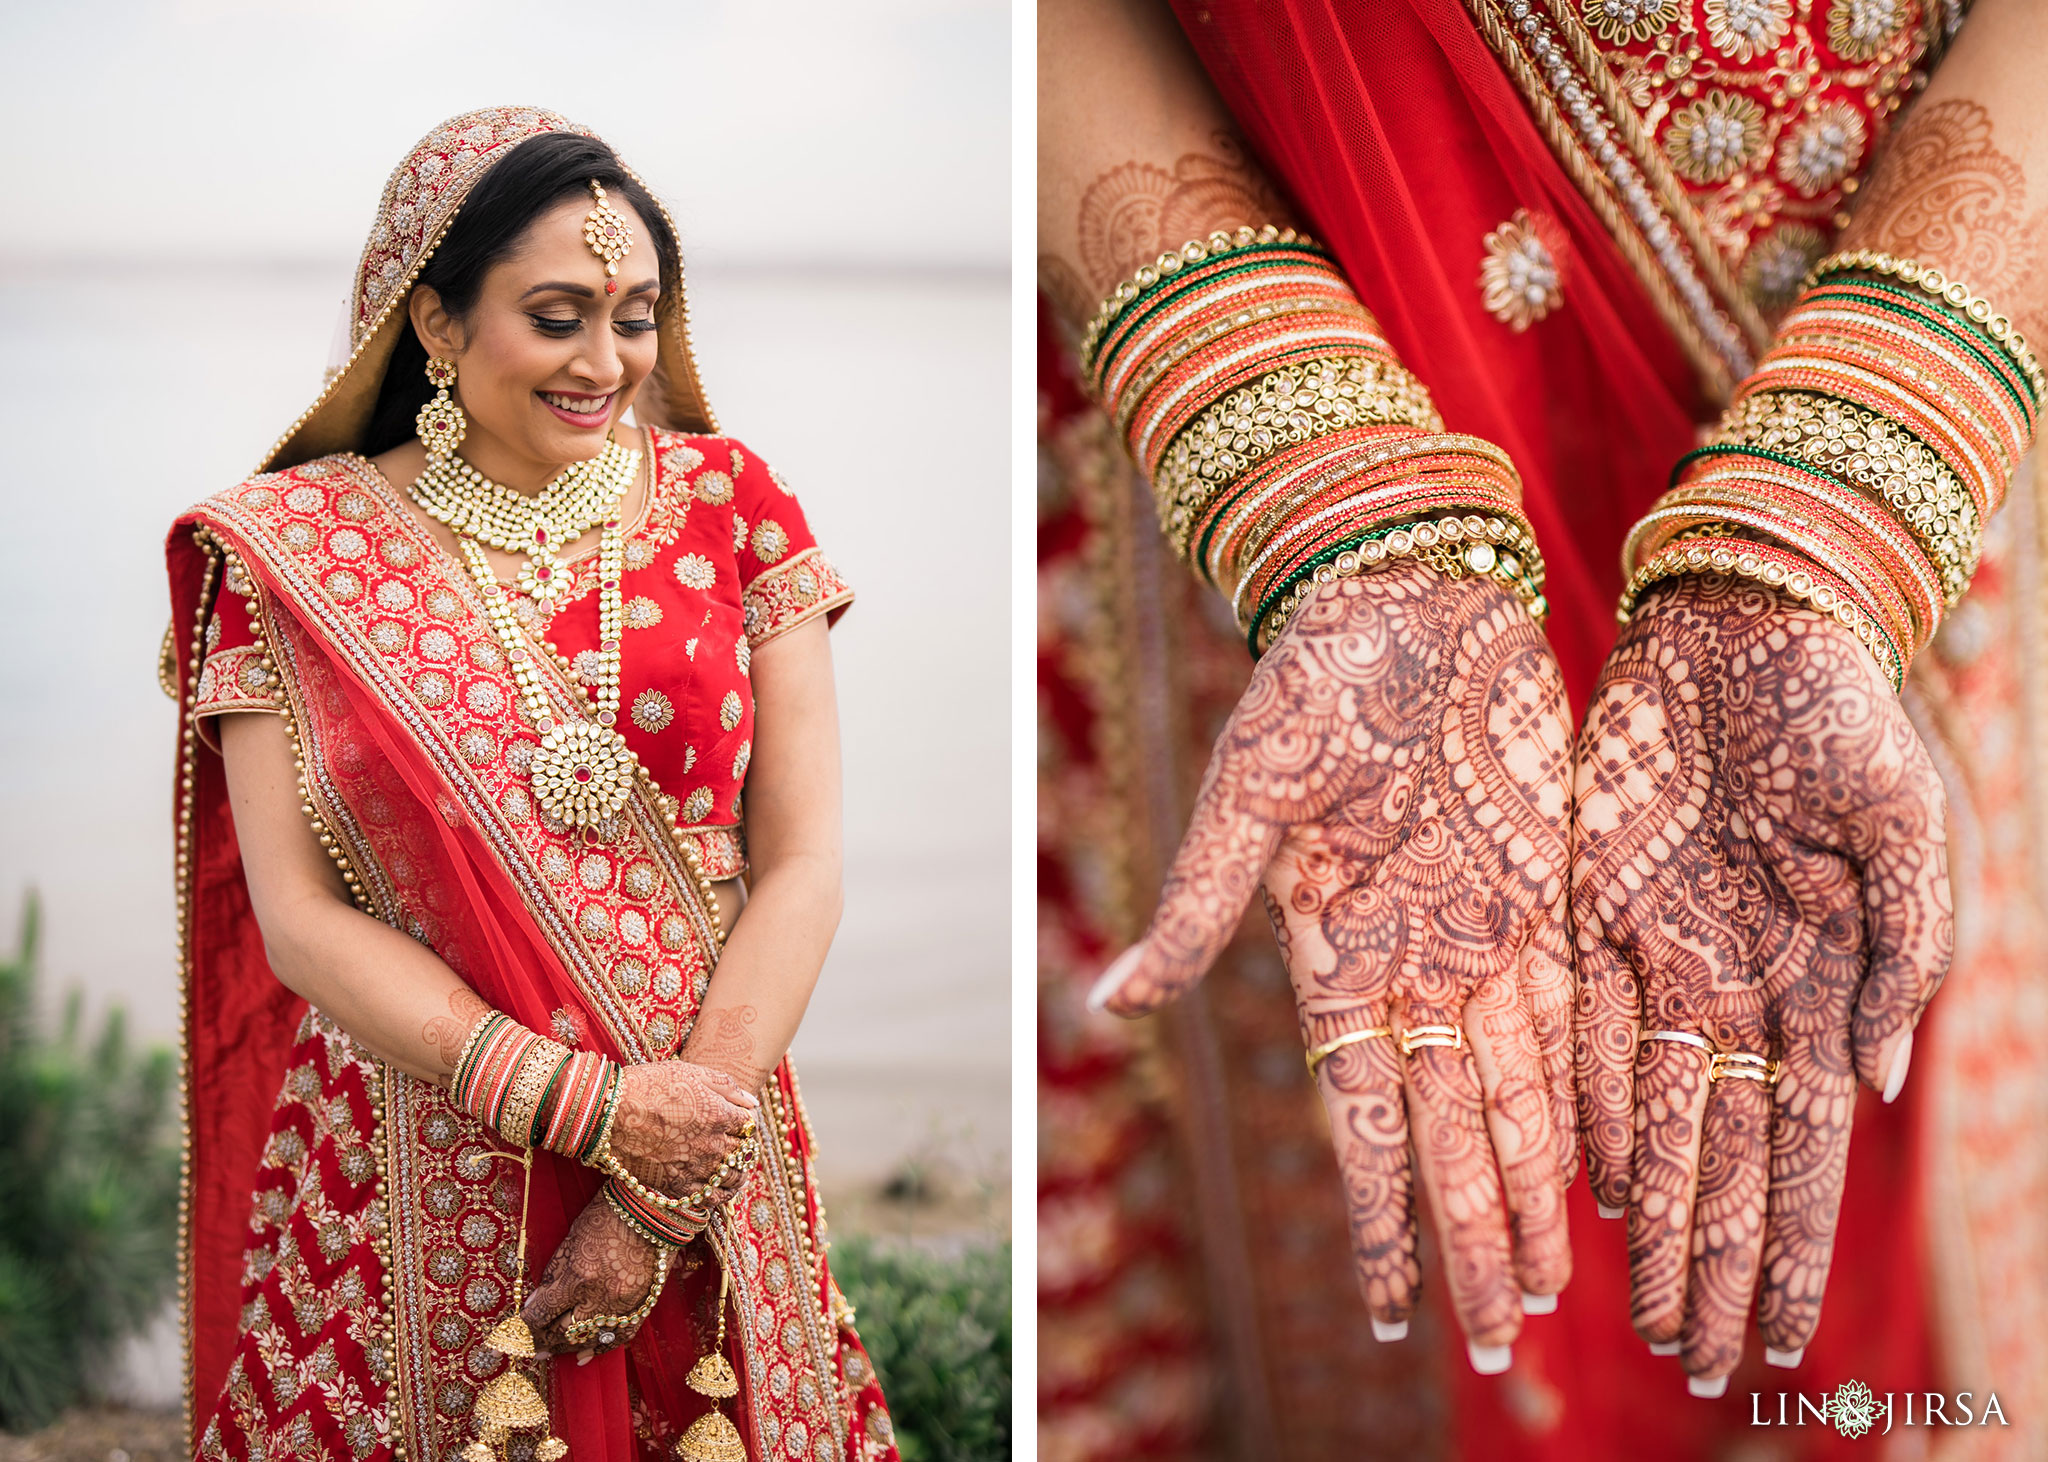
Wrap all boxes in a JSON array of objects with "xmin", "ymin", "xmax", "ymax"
[
  {"xmin": 1775, "ymin": 101, "xmax": 1866, "ymax": 197},
  {"xmin": 1581, "ymin": 0, "xmax": 1677, "ymax": 42},
  {"xmin": 1666, "ymin": 90, "xmax": 1766, "ymax": 183},
  {"xmin": 1741, "ymin": 223, "xmax": 1826, "ymax": 315},
  {"xmin": 1703, "ymin": 0, "xmax": 1790, "ymax": 61},
  {"xmin": 1479, "ymin": 209, "xmax": 1566, "ymax": 332},
  {"xmin": 631, "ymin": 689, "xmax": 674, "ymax": 733},
  {"xmin": 1827, "ymin": 0, "xmax": 1903, "ymax": 61}
]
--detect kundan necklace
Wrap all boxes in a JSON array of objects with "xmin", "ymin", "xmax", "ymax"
[
  {"xmin": 410, "ymin": 435, "xmax": 638, "ymax": 604},
  {"xmin": 413, "ymin": 442, "xmax": 642, "ymax": 830}
]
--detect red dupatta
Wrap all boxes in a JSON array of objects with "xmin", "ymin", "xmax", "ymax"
[{"xmin": 168, "ymin": 456, "xmax": 883, "ymax": 1462}]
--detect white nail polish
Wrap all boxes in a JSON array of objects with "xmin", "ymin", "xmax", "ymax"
[
  {"xmin": 1765, "ymin": 1347, "xmax": 1805, "ymax": 1369},
  {"xmin": 1520, "ymin": 1291, "xmax": 1557, "ymax": 1315},
  {"xmin": 576, "ymin": 1349, "xmax": 594, "ymax": 1367},
  {"xmin": 1883, "ymin": 1030, "xmax": 1915, "ymax": 1104},
  {"xmin": 1371, "ymin": 1318, "xmax": 1409, "ymax": 1343},
  {"xmin": 1648, "ymin": 1340, "xmax": 1681, "ymax": 1356},
  {"xmin": 1085, "ymin": 945, "xmax": 1146, "ymax": 1014},
  {"xmin": 1467, "ymin": 1342, "xmax": 1512, "ymax": 1375},
  {"xmin": 1597, "ymin": 1203, "xmax": 1625, "ymax": 1220},
  {"xmin": 1688, "ymin": 1375, "xmax": 1730, "ymax": 1399}
]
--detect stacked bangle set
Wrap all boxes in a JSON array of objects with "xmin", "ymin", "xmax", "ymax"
[
  {"xmin": 1081, "ymin": 227, "xmax": 1547, "ymax": 654},
  {"xmin": 1621, "ymin": 251, "xmax": 2043, "ymax": 691},
  {"xmin": 453, "ymin": 1011, "xmax": 755, "ymax": 1250}
]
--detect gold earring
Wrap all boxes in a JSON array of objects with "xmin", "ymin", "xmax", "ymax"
[{"xmin": 417, "ymin": 357, "xmax": 467, "ymax": 460}]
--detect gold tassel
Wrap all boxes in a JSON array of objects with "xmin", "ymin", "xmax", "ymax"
[
  {"xmin": 464, "ymin": 1151, "xmax": 560, "ymax": 1460},
  {"xmin": 674, "ymin": 1248, "xmax": 746, "ymax": 1462}
]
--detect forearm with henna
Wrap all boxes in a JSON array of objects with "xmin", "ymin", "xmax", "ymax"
[{"xmin": 1038, "ymin": 0, "xmax": 1293, "ymax": 328}]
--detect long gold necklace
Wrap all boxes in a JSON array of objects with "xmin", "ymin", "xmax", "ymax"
[
  {"xmin": 410, "ymin": 437, "xmax": 637, "ymax": 604},
  {"xmin": 460, "ymin": 517, "xmax": 632, "ymax": 829}
]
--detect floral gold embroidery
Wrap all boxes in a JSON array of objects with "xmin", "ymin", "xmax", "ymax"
[
  {"xmin": 624, "ymin": 595, "xmax": 663, "ymax": 629},
  {"xmin": 1703, "ymin": 0, "xmax": 1791, "ymax": 60},
  {"xmin": 720, "ymin": 690, "xmax": 744, "ymax": 732},
  {"xmin": 1479, "ymin": 209, "xmax": 1566, "ymax": 331},
  {"xmin": 752, "ymin": 520, "xmax": 790, "ymax": 563},
  {"xmin": 1666, "ymin": 90, "xmax": 1766, "ymax": 184},
  {"xmin": 1826, "ymin": 0, "xmax": 1904, "ymax": 62},
  {"xmin": 674, "ymin": 553, "xmax": 717, "ymax": 591},
  {"xmin": 1741, "ymin": 223, "xmax": 1827, "ymax": 316},
  {"xmin": 1581, "ymin": 0, "xmax": 1676, "ymax": 42},
  {"xmin": 681, "ymin": 787, "xmax": 714, "ymax": 823},
  {"xmin": 1776, "ymin": 101, "xmax": 1866, "ymax": 197},
  {"xmin": 694, "ymin": 469, "xmax": 735, "ymax": 505},
  {"xmin": 632, "ymin": 689, "xmax": 674, "ymax": 733}
]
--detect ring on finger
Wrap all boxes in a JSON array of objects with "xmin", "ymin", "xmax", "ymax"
[
  {"xmin": 1304, "ymin": 1027, "xmax": 1394, "ymax": 1077},
  {"xmin": 1640, "ymin": 1030, "xmax": 1781, "ymax": 1086},
  {"xmin": 1397, "ymin": 1024, "xmax": 1465, "ymax": 1056}
]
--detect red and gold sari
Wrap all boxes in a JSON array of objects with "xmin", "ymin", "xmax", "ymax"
[
  {"xmin": 1039, "ymin": 4, "xmax": 2048, "ymax": 1458},
  {"xmin": 166, "ymin": 107, "xmax": 894, "ymax": 1462}
]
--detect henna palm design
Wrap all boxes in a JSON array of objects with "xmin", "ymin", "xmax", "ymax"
[
  {"xmin": 1571, "ymin": 575, "xmax": 1951, "ymax": 1386},
  {"xmin": 1096, "ymin": 564, "xmax": 1576, "ymax": 1356}
]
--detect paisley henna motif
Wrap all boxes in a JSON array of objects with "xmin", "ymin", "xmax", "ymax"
[
  {"xmin": 1572, "ymin": 574, "xmax": 1952, "ymax": 1380},
  {"xmin": 1102, "ymin": 563, "xmax": 1576, "ymax": 1349}
]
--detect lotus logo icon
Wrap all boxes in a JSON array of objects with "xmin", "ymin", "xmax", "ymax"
[{"xmin": 1828, "ymin": 1381, "xmax": 1880, "ymax": 1439}]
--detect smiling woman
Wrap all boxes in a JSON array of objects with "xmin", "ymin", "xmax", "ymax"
[{"xmin": 164, "ymin": 109, "xmax": 889, "ymax": 1462}]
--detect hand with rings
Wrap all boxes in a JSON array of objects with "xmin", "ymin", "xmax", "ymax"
[
  {"xmin": 1572, "ymin": 577, "xmax": 1951, "ymax": 1392},
  {"xmin": 1091, "ymin": 565, "xmax": 1577, "ymax": 1367}
]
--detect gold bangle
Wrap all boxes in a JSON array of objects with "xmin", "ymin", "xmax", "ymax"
[
  {"xmin": 1802, "ymin": 249, "xmax": 2044, "ymax": 407},
  {"xmin": 1304, "ymin": 1027, "xmax": 1394, "ymax": 1078},
  {"xmin": 500, "ymin": 1038, "xmax": 569, "ymax": 1148},
  {"xmin": 562, "ymin": 1244, "xmax": 674, "ymax": 1347},
  {"xmin": 1079, "ymin": 225, "xmax": 1319, "ymax": 367}
]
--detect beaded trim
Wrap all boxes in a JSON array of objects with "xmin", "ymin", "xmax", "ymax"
[
  {"xmin": 1619, "ymin": 532, "xmax": 1905, "ymax": 691},
  {"xmin": 1253, "ymin": 513, "xmax": 1548, "ymax": 656}
]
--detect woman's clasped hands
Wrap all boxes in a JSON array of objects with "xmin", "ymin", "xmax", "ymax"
[
  {"xmin": 522, "ymin": 1060, "xmax": 762, "ymax": 1356},
  {"xmin": 1090, "ymin": 565, "xmax": 1952, "ymax": 1387}
]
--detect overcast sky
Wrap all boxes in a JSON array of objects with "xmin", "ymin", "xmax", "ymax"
[{"xmin": 0, "ymin": 0, "xmax": 1008, "ymax": 270}]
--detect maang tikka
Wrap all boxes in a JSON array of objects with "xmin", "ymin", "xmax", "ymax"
[
  {"xmin": 417, "ymin": 357, "xmax": 467, "ymax": 460},
  {"xmin": 583, "ymin": 180, "xmax": 634, "ymax": 295}
]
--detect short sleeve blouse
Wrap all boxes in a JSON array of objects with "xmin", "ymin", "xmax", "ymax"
[{"xmin": 193, "ymin": 429, "xmax": 852, "ymax": 879}]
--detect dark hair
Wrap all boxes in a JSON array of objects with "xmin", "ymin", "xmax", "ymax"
[{"xmin": 362, "ymin": 131, "xmax": 680, "ymax": 456}]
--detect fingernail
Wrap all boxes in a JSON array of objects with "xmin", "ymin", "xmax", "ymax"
[
  {"xmin": 1371, "ymin": 1318, "xmax": 1408, "ymax": 1343},
  {"xmin": 1648, "ymin": 1340, "xmax": 1681, "ymax": 1356},
  {"xmin": 1085, "ymin": 945, "xmax": 1145, "ymax": 1014},
  {"xmin": 1467, "ymin": 1342, "xmax": 1512, "ymax": 1375},
  {"xmin": 1883, "ymin": 1030, "xmax": 1914, "ymax": 1104},
  {"xmin": 1765, "ymin": 1346, "xmax": 1805, "ymax": 1369},
  {"xmin": 1597, "ymin": 1203, "xmax": 1625, "ymax": 1220},
  {"xmin": 1520, "ymin": 1291, "xmax": 1557, "ymax": 1315},
  {"xmin": 1688, "ymin": 1375, "xmax": 1729, "ymax": 1399},
  {"xmin": 576, "ymin": 1349, "xmax": 593, "ymax": 1367}
]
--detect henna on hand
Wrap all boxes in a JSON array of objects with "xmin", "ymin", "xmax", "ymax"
[
  {"xmin": 606, "ymin": 1060, "xmax": 759, "ymax": 1198},
  {"xmin": 690, "ymin": 1005, "xmax": 769, "ymax": 1093},
  {"xmin": 423, "ymin": 987, "xmax": 490, "ymax": 1076},
  {"xmin": 1105, "ymin": 563, "xmax": 1577, "ymax": 1350},
  {"xmin": 1039, "ymin": 131, "xmax": 1295, "ymax": 324},
  {"xmin": 522, "ymin": 1194, "xmax": 663, "ymax": 1355},
  {"xmin": 1571, "ymin": 574, "xmax": 1952, "ymax": 1381}
]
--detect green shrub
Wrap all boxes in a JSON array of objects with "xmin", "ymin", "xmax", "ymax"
[
  {"xmin": 830, "ymin": 1237, "xmax": 1011, "ymax": 1461},
  {"xmin": 0, "ymin": 895, "xmax": 180, "ymax": 1432}
]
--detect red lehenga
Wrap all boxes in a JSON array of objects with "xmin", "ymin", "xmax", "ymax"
[
  {"xmin": 165, "ymin": 107, "xmax": 895, "ymax": 1462},
  {"xmin": 1039, "ymin": 4, "xmax": 2048, "ymax": 1459}
]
